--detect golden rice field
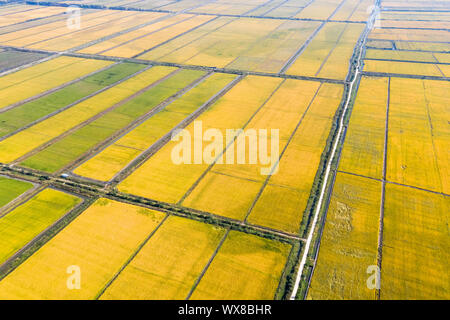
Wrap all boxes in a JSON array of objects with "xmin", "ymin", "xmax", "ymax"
[
  {"xmin": 0, "ymin": 56, "xmax": 112, "ymax": 110},
  {"xmin": 308, "ymin": 173, "xmax": 380, "ymax": 300},
  {"xmin": 387, "ymin": 78, "xmax": 449, "ymax": 194},
  {"xmin": 0, "ymin": 198, "xmax": 165, "ymax": 299},
  {"xmin": 286, "ymin": 22, "xmax": 365, "ymax": 80},
  {"xmin": 0, "ymin": 66, "xmax": 174, "ymax": 163},
  {"xmin": 309, "ymin": 75, "xmax": 449, "ymax": 299},
  {"xmin": 381, "ymin": 184, "xmax": 450, "ymax": 300},
  {"xmin": 118, "ymin": 76, "xmax": 343, "ymax": 234},
  {"xmin": 338, "ymin": 76, "xmax": 388, "ymax": 180},
  {"xmin": 73, "ymin": 72, "xmax": 238, "ymax": 182},
  {"xmin": 0, "ymin": 1, "xmax": 448, "ymax": 301},
  {"xmin": 0, "ymin": 188, "xmax": 81, "ymax": 265},
  {"xmin": 101, "ymin": 216, "xmax": 226, "ymax": 300},
  {"xmin": 190, "ymin": 231, "xmax": 291, "ymax": 300},
  {"xmin": 364, "ymin": 60, "xmax": 447, "ymax": 77}
]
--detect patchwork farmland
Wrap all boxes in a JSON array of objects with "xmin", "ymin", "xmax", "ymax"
[{"xmin": 0, "ymin": 0, "xmax": 448, "ymax": 302}]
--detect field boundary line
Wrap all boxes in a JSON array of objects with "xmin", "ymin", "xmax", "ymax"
[
  {"xmin": 95, "ymin": 214, "xmax": 170, "ymax": 299},
  {"xmin": 185, "ymin": 229, "xmax": 230, "ymax": 300},
  {"xmin": 376, "ymin": 76, "xmax": 390, "ymax": 300}
]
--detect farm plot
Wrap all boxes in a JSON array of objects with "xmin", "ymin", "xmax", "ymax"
[
  {"xmin": 0, "ymin": 8, "xmax": 101, "ymax": 36},
  {"xmin": 0, "ymin": 50, "xmax": 48, "ymax": 73},
  {"xmin": 394, "ymin": 41, "xmax": 450, "ymax": 53},
  {"xmin": 381, "ymin": 184, "xmax": 450, "ymax": 299},
  {"xmin": 246, "ymin": 83, "xmax": 344, "ymax": 233},
  {"xmin": 0, "ymin": 176, "xmax": 33, "ymax": 209},
  {"xmin": 0, "ymin": 9, "xmax": 126, "ymax": 45},
  {"xmin": 378, "ymin": 20, "xmax": 450, "ymax": 30},
  {"xmin": 286, "ymin": 22, "xmax": 365, "ymax": 80},
  {"xmin": 0, "ymin": 66, "xmax": 177, "ymax": 164},
  {"xmin": 307, "ymin": 173, "xmax": 380, "ymax": 300},
  {"xmin": 189, "ymin": 231, "xmax": 291, "ymax": 300},
  {"xmin": 0, "ymin": 188, "xmax": 81, "ymax": 266},
  {"xmin": 338, "ymin": 76, "xmax": 388, "ymax": 180},
  {"xmin": 364, "ymin": 60, "xmax": 447, "ymax": 77},
  {"xmin": 188, "ymin": 0, "xmax": 265, "ymax": 15},
  {"xmin": 138, "ymin": 17, "xmax": 322, "ymax": 73},
  {"xmin": 91, "ymin": 14, "xmax": 216, "ymax": 58},
  {"xmin": 0, "ymin": 198, "xmax": 165, "ymax": 299},
  {"xmin": 118, "ymin": 76, "xmax": 343, "ymax": 234},
  {"xmin": 254, "ymin": 0, "xmax": 310, "ymax": 18},
  {"xmin": 29, "ymin": 11, "xmax": 168, "ymax": 52},
  {"xmin": 73, "ymin": 72, "xmax": 238, "ymax": 182},
  {"xmin": 181, "ymin": 79, "xmax": 323, "ymax": 221},
  {"xmin": 0, "ymin": 5, "xmax": 66, "ymax": 28},
  {"xmin": 331, "ymin": 0, "xmax": 374, "ymax": 22},
  {"xmin": 78, "ymin": 13, "xmax": 197, "ymax": 55},
  {"xmin": 365, "ymin": 49, "xmax": 448, "ymax": 63},
  {"xmin": 118, "ymin": 75, "xmax": 283, "ymax": 203},
  {"xmin": 19, "ymin": 69, "xmax": 206, "ymax": 173},
  {"xmin": 0, "ymin": 62, "xmax": 144, "ymax": 138},
  {"xmin": 295, "ymin": 0, "xmax": 345, "ymax": 20},
  {"xmin": 0, "ymin": 56, "xmax": 112, "ymax": 111},
  {"xmin": 369, "ymin": 28, "xmax": 450, "ymax": 43},
  {"xmin": 131, "ymin": 0, "xmax": 195, "ymax": 10},
  {"xmin": 100, "ymin": 216, "xmax": 226, "ymax": 300},
  {"xmin": 2, "ymin": 10, "xmax": 167, "ymax": 52},
  {"xmin": 387, "ymin": 78, "xmax": 449, "ymax": 194},
  {"xmin": 310, "ymin": 74, "xmax": 449, "ymax": 299}
]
